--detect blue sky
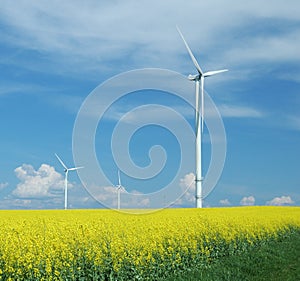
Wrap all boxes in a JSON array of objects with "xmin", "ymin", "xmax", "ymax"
[{"xmin": 0, "ymin": 1, "xmax": 299, "ymax": 209}]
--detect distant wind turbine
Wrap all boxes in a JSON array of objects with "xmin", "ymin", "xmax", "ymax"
[
  {"xmin": 177, "ymin": 26, "xmax": 228, "ymax": 208},
  {"xmin": 55, "ymin": 153, "xmax": 83, "ymax": 210},
  {"xmin": 115, "ymin": 170, "xmax": 126, "ymax": 209}
]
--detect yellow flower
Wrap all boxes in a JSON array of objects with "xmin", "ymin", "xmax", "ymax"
[{"xmin": 0, "ymin": 207, "xmax": 299, "ymax": 278}]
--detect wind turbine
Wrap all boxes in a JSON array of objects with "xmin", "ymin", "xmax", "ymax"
[
  {"xmin": 115, "ymin": 170, "xmax": 126, "ymax": 209},
  {"xmin": 55, "ymin": 153, "xmax": 83, "ymax": 210},
  {"xmin": 177, "ymin": 26, "xmax": 228, "ymax": 208}
]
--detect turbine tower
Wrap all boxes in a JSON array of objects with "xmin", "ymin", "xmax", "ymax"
[
  {"xmin": 55, "ymin": 153, "xmax": 83, "ymax": 210},
  {"xmin": 177, "ymin": 27, "xmax": 228, "ymax": 208},
  {"xmin": 115, "ymin": 170, "xmax": 126, "ymax": 209}
]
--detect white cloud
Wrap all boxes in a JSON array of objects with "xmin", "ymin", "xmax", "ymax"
[
  {"xmin": 266, "ymin": 196, "xmax": 294, "ymax": 206},
  {"xmin": 219, "ymin": 104, "xmax": 263, "ymax": 118},
  {"xmin": 87, "ymin": 184, "xmax": 150, "ymax": 208},
  {"xmin": 109, "ymin": 104, "xmax": 194, "ymax": 124},
  {"xmin": 225, "ymin": 29, "xmax": 300, "ymax": 67},
  {"xmin": 286, "ymin": 115, "xmax": 300, "ymax": 131},
  {"xmin": 240, "ymin": 196, "xmax": 255, "ymax": 206},
  {"xmin": 0, "ymin": 182, "xmax": 9, "ymax": 190},
  {"xmin": 93, "ymin": 185, "xmax": 118, "ymax": 202},
  {"xmin": 106, "ymin": 102, "xmax": 263, "ymax": 127},
  {"xmin": 1, "ymin": 1, "xmax": 299, "ymax": 78},
  {"xmin": 219, "ymin": 198, "xmax": 231, "ymax": 206},
  {"xmin": 139, "ymin": 198, "xmax": 150, "ymax": 207},
  {"xmin": 13, "ymin": 199, "xmax": 32, "ymax": 207},
  {"xmin": 178, "ymin": 172, "xmax": 195, "ymax": 205},
  {"xmin": 13, "ymin": 164, "xmax": 65, "ymax": 198}
]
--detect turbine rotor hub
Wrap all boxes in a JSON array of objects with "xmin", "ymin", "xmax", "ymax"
[{"xmin": 188, "ymin": 74, "xmax": 201, "ymax": 81}]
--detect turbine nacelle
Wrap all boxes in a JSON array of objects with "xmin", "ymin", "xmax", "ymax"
[
  {"xmin": 188, "ymin": 74, "xmax": 200, "ymax": 81},
  {"xmin": 116, "ymin": 185, "xmax": 126, "ymax": 192},
  {"xmin": 115, "ymin": 170, "xmax": 126, "ymax": 210},
  {"xmin": 177, "ymin": 26, "xmax": 228, "ymax": 209},
  {"xmin": 188, "ymin": 70, "xmax": 228, "ymax": 81},
  {"xmin": 115, "ymin": 170, "xmax": 126, "ymax": 192},
  {"xmin": 55, "ymin": 153, "xmax": 83, "ymax": 210}
]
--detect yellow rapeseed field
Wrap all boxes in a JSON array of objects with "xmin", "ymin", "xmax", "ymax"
[{"xmin": 0, "ymin": 206, "xmax": 299, "ymax": 280}]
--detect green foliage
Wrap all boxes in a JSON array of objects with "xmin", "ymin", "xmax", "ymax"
[{"xmin": 166, "ymin": 228, "xmax": 300, "ymax": 281}]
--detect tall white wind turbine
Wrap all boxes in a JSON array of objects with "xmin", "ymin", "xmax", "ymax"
[
  {"xmin": 177, "ymin": 26, "xmax": 228, "ymax": 208},
  {"xmin": 55, "ymin": 153, "xmax": 83, "ymax": 210},
  {"xmin": 115, "ymin": 170, "xmax": 126, "ymax": 210}
]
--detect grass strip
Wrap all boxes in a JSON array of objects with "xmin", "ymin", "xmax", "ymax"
[{"xmin": 166, "ymin": 229, "xmax": 300, "ymax": 281}]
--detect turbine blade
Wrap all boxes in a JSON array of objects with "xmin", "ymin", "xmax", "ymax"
[
  {"xmin": 118, "ymin": 170, "xmax": 121, "ymax": 187},
  {"xmin": 68, "ymin": 166, "xmax": 84, "ymax": 171},
  {"xmin": 203, "ymin": 69, "xmax": 228, "ymax": 77},
  {"xmin": 55, "ymin": 153, "xmax": 68, "ymax": 170},
  {"xmin": 176, "ymin": 26, "xmax": 203, "ymax": 75}
]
